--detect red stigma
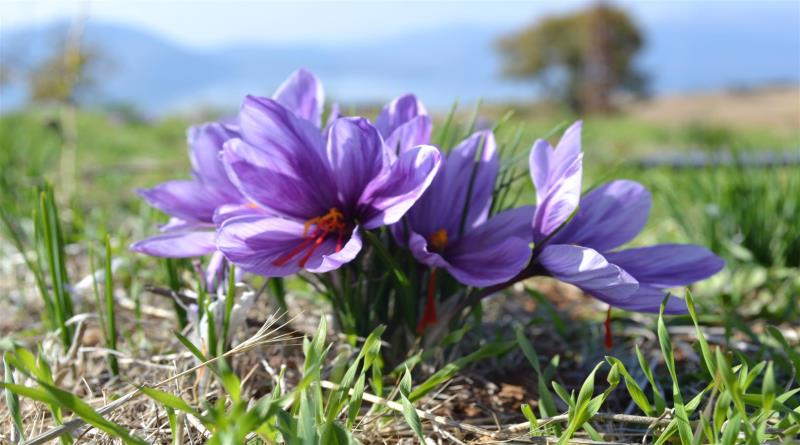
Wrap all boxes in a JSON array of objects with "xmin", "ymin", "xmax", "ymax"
[
  {"xmin": 417, "ymin": 268, "xmax": 439, "ymax": 334},
  {"xmin": 273, "ymin": 208, "xmax": 348, "ymax": 268},
  {"xmin": 604, "ymin": 306, "xmax": 613, "ymax": 350}
]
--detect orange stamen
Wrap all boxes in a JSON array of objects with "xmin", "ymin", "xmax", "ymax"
[
  {"xmin": 272, "ymin": 208, "xmax": 348, "ymax": 268},
  {"xmin": 298, "ymin": 230, "xmax": 328, "ymax": 267},
  {"xmin": 336, "ymin": 231, "xmax": 345, "ymax": 253},
  {"xmin": 604, "ymin": 306, "xmax": 613, "ymax": 350},
  {"xmin": 429, "ymin": 229, "xmax": 448, "ymax": 252},
  {"xmin": 417, "ymin": 268, "xmax": 439, "ymax": 334},
  {"xmin": 273, "ymin": 228, "xmax": 321, "ymax": 267}
]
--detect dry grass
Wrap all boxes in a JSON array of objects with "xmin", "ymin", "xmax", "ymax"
[{"xmin": 624, "ymin": 86, "xmax": 800, "ymax": 137}]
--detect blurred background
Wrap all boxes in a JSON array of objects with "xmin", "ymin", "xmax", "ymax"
[
  {"xmin": 1, "ymin": 0, "xmax": 799, "ymax": 116},
  {"xmin": 1, "ymin": 0, "xmax": 799, "ymax": 325}
]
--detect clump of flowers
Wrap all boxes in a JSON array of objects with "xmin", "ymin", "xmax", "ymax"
[{"xmin": 133, "ymin": 69, "xmax": 724, "ymax": 360}]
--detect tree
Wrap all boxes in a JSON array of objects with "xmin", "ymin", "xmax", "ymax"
[
  {"xmin": 497, "ymin": 3, "xmax": 647, "ymax": 113},
  {"xmin": 28, "ymin": 23, "xmax": 99, "ymax": 106}
]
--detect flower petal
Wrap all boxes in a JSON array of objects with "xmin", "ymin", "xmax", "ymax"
[
  {"xmin": 604, "ymin": 244, "xmax": 725, "ymax": 288},
  {"xmin": 187, "ymin": 122, "xmax": 240, "ymax": 199},
  {"xmin": 358, "ymin": 145, "xmax": 442, "ymax": 229},
  {"xmin": 223, "ymin": 137, "xmax": 334, "ymax": 220},
  {"xmin": 609, "ymin": 285, "xmax": 690, "ymax": 314},
  {"xmin": 550, "ymin": 180, "xmax": 651, "ymax": 251},
  {"xmin": 326, "ymin": 117, "xmax": 388, "ymax": 209},
  {"xmin": 272, "ymin": 68, "xmax": 324, "ymax": 126},
  {"xmin": 384, "ymin": 115, "xmax": 432, "ymax": 155},
  {"xmin": 130, "ymin": 231, "xmax": 217, "ymax": 258},
  {"xmin": 531, "ymin": 154, "xmax": 583, "ymax": 243},
  {"xmin": 159, "ymin": 217, "xmax": 208, "ymax": 232},
  {"xmin": 408, "ymin": 231, "xmax": 451, "ymax": 269},
  {"xmin": 212, "ymin": 203, "xmax": 269, "ymax": 226},
  {"xmin": 237, "ymin": 95, "xmax": 331, "ymax": 185},
  {"xmin": 375, "ymin": 93, "xmax": 427, "ymax": 139},
  {"xmin": 205, "ymin": 250, "xmax": 227, "ymax": 291},
  {"xmin": 406, "ymin": 130, "xmax": 498, "ymax": 238},
  {"xmin": 217, "ymin": 215, "xmax": 360, "ymax": 276},
  {"xmin": 323, "ymin": 102, "xmax": 341, "ymax": 135},
  {"xmin": 307, "ymin": 226, "xmax": 363, "ymax": 273},
  {"xmin": 529, "ymin": 121, "xmax": 582, "ymax": 203},
  {"xmin": 529, "ymin": 139, "xmax": 552, "ymax": 203},
  {"xmin": 138, "ymin": 180, "xmax": 219, "ymax": 223},
  {"xmin": 443, "ymin": 206, "xmax": 535, "ymax": 287},
  {"xmin": 537, "ymin": 244, "xmax": 639, "ymax": 305}
]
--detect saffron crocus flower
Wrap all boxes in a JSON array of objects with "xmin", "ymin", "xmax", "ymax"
[
  {"xmin": 397, "ymin": 130, "xmax": 534, "ymax": 287},
  {"xmin": 131, "ymin": 121, "xmax": 245, "ymax": 258},
  {"xmin": 131, "ymin": 69, "xmax": 327, "ymax": 258},
  {"xmin": 375, "ymin": 94, "xmax": 432, "ymax": 154},
  {"xmin": 529, "ymin": 122, "xmax": 725, "ymax": 314},
  {"xmin": 217, "ymin": 97, "xmax": 441, "ymax": 276},
  {"xmin": 395, "ymin": 130, "xmax": 534, "ymax": 332}
]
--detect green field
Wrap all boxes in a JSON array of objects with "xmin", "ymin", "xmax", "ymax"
[{"xmin": 1, "ymin": 101, "xmax": 798, "ymax": 443}]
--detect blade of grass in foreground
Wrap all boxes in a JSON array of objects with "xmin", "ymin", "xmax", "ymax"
[
  {"xmin": 37, "ymin": 185, "xmax": 75, "ymax": 349},
  {"xmin": 104, "ymin": 235, "xmax": 119, "ymax": 375},
  {"xmin": 657, "ymin": 297, "xmax": 694, "ymax": 444},
  {"xmin": 4, "ymin": 358, "xmax": 25, "ymax": 442}
]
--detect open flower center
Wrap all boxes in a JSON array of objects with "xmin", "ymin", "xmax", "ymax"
[
  {"xmin": 429, "ymin": 228, "xmax": 448, "ymax": 252},
  {"xmin": 273, "ymin": 208, "xmax": 348, "ymax": 268}
]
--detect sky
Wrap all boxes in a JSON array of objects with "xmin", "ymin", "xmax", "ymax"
[
  {"xmin": 2, "ymin": 0, "xmax": 797, "ymax": 48},
  {"xmin": 1, "ymin": 0, "xmax": 797, "ymax": 113}
]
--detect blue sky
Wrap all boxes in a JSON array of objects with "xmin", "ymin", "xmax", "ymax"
[
  {"xmin": 1, "ymin": 0, "xmax": 797, "ymax": 113},
  {"xmin": 2, "ymin": 0, "xmax": 797, "ymax": 48}
]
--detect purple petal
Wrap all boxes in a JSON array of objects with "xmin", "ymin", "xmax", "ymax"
[
  {"xmin": 384, "ymin": 115, "xmax": 432, "ymax": 154},
  {"xmin": 537, "ymin": 244, "xmax": 639, "ymax": 305},
  {"xmin": 187, "ymin": 122, "xmax": 240, "ymax": 199},
  {"xmin": 443, "ymin": 206, "xmax": 535, "ymax": 287},
  {"xmin": 308, "ymin": 227, "xmax": 363, "ymax": 273},
  {"xmin": 159, "ymin": 217, "xmax": 209, "ymax": 232},
  {"xmin": 138, "ymin": 180, "xmax": 219, "ymax": 223},
  {"xmin": 375, "ymin": 93, "xmax": 427, "ymax": 139},
  {"xmin": 217, "ymin": 215, "xmax": 361, "ymax": 276},
  {"xmin": 529, "ymin": 138, "xmax": 553, "ymax": 203},
  {"xmin": 358, "ymin": 145, "xmax": 442, "ymax": 229},
  {"xmin": 609, "ymin": 285, "xmax": 690, "ymax": 314},
  {"xmin": 406, "ymin": 131, "xmax": 498, "ymax": 238},
  {"xmin": 130, "ymin": 231, "xmax": 217, "ymax": 258},
  {"xmin": 205, "ymin": 251, "xmax": 226, "ymax": 291},
  {"xmin": 323, "ymin": 102, "xmax": 341, "ymax": 135},
  {"xmin": 408, "ymin": 231, "xmax": 451, "ymax": 269},
  {"xmin": 531, "ymin": 154, "xmax": 583, "ymax": 243},
  {"xmin": 529, "ymin": 121, "xmax": 582, "ymax": 203},
  {"xmin": 237, "ymin": 96, "xmax": 330, "ymax": 178},
  {"xmin": 272, "ymin": 68, "xmax": 324, "ymax": 127},
  {"xmin": 326, "ymin": 118, "xmax": 388, "ymax": 209},
  {"xmin": 550, "ymin": 180, "xmax": 651, "ymax": 251},
  {"xmin": 212, "ymin": 203, "xmax": 270, "ymax": 226},
  {"xmin": 604, "ymin": 244, "xmax": 725, "ymax": 288},
  {"xmin": 223, "ymin": 137, "xmax": 334, "ymax": 220}
]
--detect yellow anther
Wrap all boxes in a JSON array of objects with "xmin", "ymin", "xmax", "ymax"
[
  {"xmin": 304, "ymin": 208, "xmax": 346, "ymax": 236},
  {"xmin": 429, "ymin": 229, "xmax": 448, "ymax": 252}
]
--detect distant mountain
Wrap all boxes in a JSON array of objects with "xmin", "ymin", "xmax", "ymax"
[{"xmin": 1, "ymin": 17, "xmax": 797, "ymax": 115}]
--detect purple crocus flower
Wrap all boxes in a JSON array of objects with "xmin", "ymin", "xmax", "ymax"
[
  {"xmin": 132, "ymin": 69, "xmax": 331, "ymax": 291},
  {"xmin": 529, "ymin": 122, "xmax": 725, "ymax": 314},
  {"xmin": 395, "ymin": 130, "xmax": 534, "ymax": 332},
  {"xmin": 216, "ymin": 97, "xmax": 441, "ymax": 276},
  {"xmin": 397, "ymin": 130, "xmax": 534, "ymax": 288},
  {"xmin": 131, "ymin": 69, "xmax": 327, "ymax": 258},
  {"xmin": 131, "ymin": 121, "xmax": 245, "ymax": 258},
  {"xmin": 375, "ymin": 94, "xmax": 432, "ymax": 154}
]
